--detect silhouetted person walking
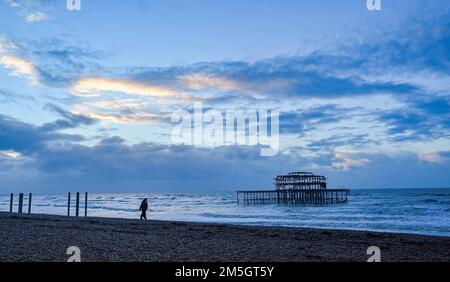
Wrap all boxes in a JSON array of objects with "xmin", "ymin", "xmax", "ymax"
[{"xmin": 140, "ymin": 198, "xmax": 148, "ymax": 220}]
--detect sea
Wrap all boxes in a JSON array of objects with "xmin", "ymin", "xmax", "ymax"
[{"xmin": 1, "ymin": 188, "xmax": 449, "ymax": 237}]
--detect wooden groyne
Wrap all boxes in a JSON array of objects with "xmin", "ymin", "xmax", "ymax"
[
  {"xmin": 9, "ymin": 193, "xmax": 32, "ymax": 214},
  {"xmin": 237, "ymin": 189, "xmax": 349, "ymax": 205},
  {"xmin": 9, "ymin": 192, "xmax": 89, "ymax": 217}
]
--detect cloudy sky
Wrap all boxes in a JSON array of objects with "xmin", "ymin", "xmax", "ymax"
[{"xmin": 0, "ymin": 0, "xmax": 449, "ymax": 193}]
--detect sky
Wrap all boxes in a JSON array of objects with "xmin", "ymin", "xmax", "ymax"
[{"xmin": 0, "ymin": 0, "xmax": 449, "ymax": 193}]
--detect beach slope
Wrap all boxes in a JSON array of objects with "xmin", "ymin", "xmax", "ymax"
[{"xmin": 0, "ymin": 213, "xmax": 449, "ymax": 262}]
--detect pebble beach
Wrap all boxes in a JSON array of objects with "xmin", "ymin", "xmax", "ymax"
[{"xmin": 0, "ymin": 212, "xmax": 449, "ymax": 262}]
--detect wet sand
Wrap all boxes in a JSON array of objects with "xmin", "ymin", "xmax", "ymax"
[{"xmin": 0, "ymin": 212, "xmax": 449, "ymax": 262}]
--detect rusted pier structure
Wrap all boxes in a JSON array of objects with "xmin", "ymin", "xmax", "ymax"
[
  {"xmin": 237, "ymin": 171, "xmax": 349, "ymax": 205},
  {"xmin": 237, "ymin": 189, "xmax": 349, "ymax": 205}
]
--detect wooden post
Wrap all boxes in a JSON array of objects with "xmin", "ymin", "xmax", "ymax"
[
  {"xmin": 67, "ymin": 192, "xmax": 71, "ymax": 217},
  {"xmin": 28, "ymin": 193, "xmax": 32, "ymax": 214},
  {"xmin": 84, "ymin": 192, "xmax": 88, "ymax": 217},
  {"xmin": 9, "ymin": 193, "xmax": 13, "ymax": 213},
  {"xmin": 18, "ymin": 193, "xmax": 24, "ymax": 214},
  {"xmin": 75, "ymin": 192, "xmax": 80, "ymax": 217}
]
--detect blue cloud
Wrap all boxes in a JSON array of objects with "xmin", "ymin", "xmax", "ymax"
[
  {"xmin": 417, "ymin": 98, "xmax": 450, "ymax": 115},
  {"xmin": 0, "ymin": 114, "xmax": 85, "ymax": 154},
  {"xmin": 280, "ymin": 105, "xmax": 353, "ymax": 135},
  {"xmin": 40, "ymin": 104, "xmax": 97, "ymax": 131},
  {"xmin": 378, "ymin": 96, "xmax": 450, "ymax": 142},
  {"xmin": 308, "ymin": 134, "xmax": 378, "ymax": 151},
  {"xmin": 0, "ymin": 88, "xmax": 34, "ymax": 104},
  {"xmin": 0, "ymin": 113, "xmax": 449, "ymax": 192}
]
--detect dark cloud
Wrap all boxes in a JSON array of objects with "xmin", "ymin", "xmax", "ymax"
[
  {"xmin": 378, "ymin": 97, "xmax": 450, "ymax": 142},
  {"xmin": 40, "ymin": 104, "xmax": 97, "ymax": 131},
  {"xmin": 280, "ymin": 105, "xmax": 353, "ymax": 135},
  {"xmin": 2, "ymin": 137, "xmax": 449, "ymax": 193},
  {"xmin": 0, "ymin": 88, "xmax": 34, "ymax": 104},
  {"xmin": 0, "ymin": 114, "xmax": 449, "ymax": 193},
  {"xmin": 308, "ymin": 134, "xmax": 378, "ymax": 151},
  {"xmin": 417, "ymin": 98, "xmax": 450, "ymax": 115},
  {"xmin": 32, "ymin": 41, "xmax": 104, "ymax": 87},
  {"xmin": 29, "ymin": 142, "xmax": 303, "ymax": 192},
  {"xmin": 355, "ymin": 6, "xmax": 450, "ymax": 74},
  {"xmin": 128, "ymin": 56, "xmax": 419, "ymax": 101},
  {"xmin": 8, "ymin": 36, "xmax": 105, "ymax": 87},
  {"xmin": 0, "ymin": 114, "xmax": 85, "ymax": 154}
]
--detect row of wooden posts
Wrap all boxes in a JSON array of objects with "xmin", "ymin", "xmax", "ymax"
[
  {"xmin": 9, "ymin": 193, "xmax": 32, "ymax": 214},
  {"xmin": 9, "ymin": 192, "xmax": 89, "ymax": 217}
]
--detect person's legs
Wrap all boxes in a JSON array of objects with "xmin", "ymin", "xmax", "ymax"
[{"xmin": 143, "ymin": 211, "xmax": 147, "ymax": 220}]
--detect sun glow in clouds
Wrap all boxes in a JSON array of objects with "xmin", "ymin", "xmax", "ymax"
[
  {"xmin": 25, "ymin": 12, "xmax": 48, "ymax": 22},
  {"xmin": 72, "ymin": 77, "xmax": 180, "ymax": 97},
  {"xmin": 82, "ymin": 112, "xmax": 161, "ymax": 124},
  {"xmin": 0, "ymin": 55, "xmax": 39, "ymax": 82},
  {"xmin": 0, "ymin": 37, "xmax": 17, "ymax": 53},
  {"xmin": 418, "ymin": 152, "xmax": 449, "ymax": 164},
  {"xmin": 332, "ymin": 152, "xmax": 370, "ymax": 171},
  {"xmin": 0, "ymin": 150, "xmax": 22, "ymax": 159},
  {"xmin": 180, "ymin": 73, "xmax": 244, "ymax": 91}
]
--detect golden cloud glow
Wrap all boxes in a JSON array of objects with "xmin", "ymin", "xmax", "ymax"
[
  {"xmin": 0, "ymin": 55, "xmax": 39, "ymax": 82},
  {"xmin": 0, "ymin": 37, "xmax": 18, "ymax": 53},
  {"xmin": 180, "ymin": 73, "xmax": 243, "ymax": 91},
  {"xmin": 72, "ymin": 77, "xmax": 179, "ymax": 97},
  {"xmin": 0, "ymin": 150, "xmax": 22, "ymax": 159},
  {"xmin": 71, "ymin": 96, "xmax": 176, "ymax": 125},
  {"xmin": 26, "ymin": 12, "xmax": 48, "ymax": 23},
  {"xmin": 92, "ymin": 99, "xmax": 146, "ymax": 110},
  {"xmin": 332, "ymin": 152, "xmax": 369, "ymax": 171},
  {"xmin": 418, "ymin": 152, "xmax": 448, "ymax": 164},
  {"xmin": 82, "ymin": 112, "xmax": 160, "ymax": 124}
]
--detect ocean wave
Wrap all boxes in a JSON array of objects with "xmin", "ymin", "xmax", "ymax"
[
  {"xmin": 424, "ymin": 199, "xmax": 439, "ymax": 203},
  {"xmin": 428, "ymin": 193, "xmax": 450, "ymax": 197},
  {"xmin": 88, "ymin": 205, "xmax": 138, "ymax": 212},
  {"xmin": 199, "ymin": 213, "xmax": 284, "ymax": 220}
]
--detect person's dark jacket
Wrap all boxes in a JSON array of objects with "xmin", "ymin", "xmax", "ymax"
[{"xmin": 140, "ymin": 200, "xmax": 148, "ymax": 212}]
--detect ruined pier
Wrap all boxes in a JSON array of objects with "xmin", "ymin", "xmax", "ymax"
[{"xmin": 237, "ymin": 172, "xmax": 349, "ymax": 205}]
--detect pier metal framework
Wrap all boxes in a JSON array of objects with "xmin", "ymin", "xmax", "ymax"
[
  {"xmin": 275, "ymin": 172, "xmax": 327, "ymax": 190},
  {"xmin": 237, "ymin": 171, "xmax": 349, "ymax": 205}
]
